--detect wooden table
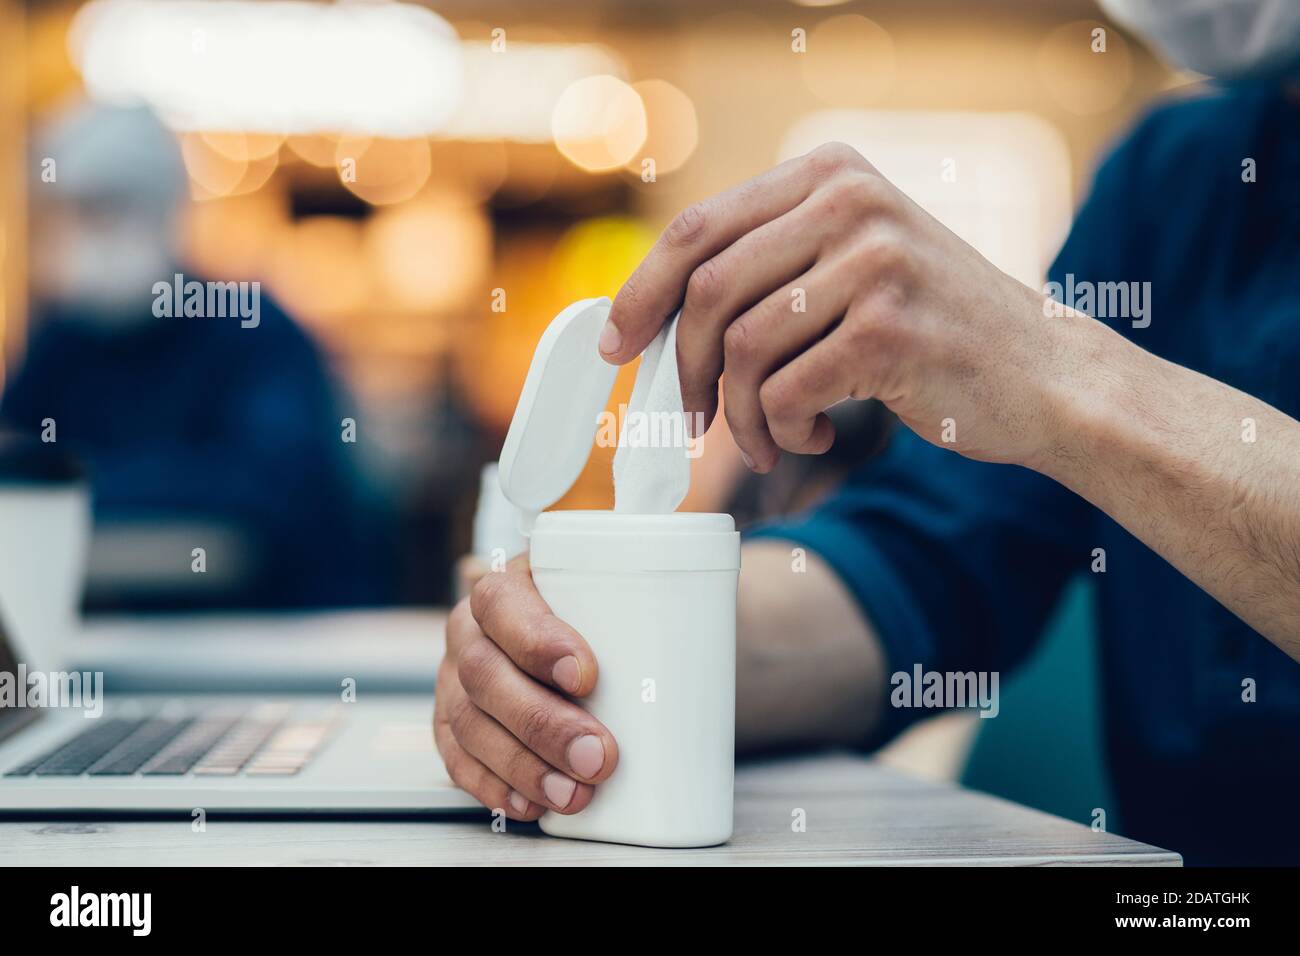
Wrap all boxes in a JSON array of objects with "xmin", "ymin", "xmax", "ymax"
[{"xmin": 0, "ymin": 753, "xmax": 1179, "ymax": 866}]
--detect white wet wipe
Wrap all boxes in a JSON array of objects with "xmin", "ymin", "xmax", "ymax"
[{"xmin": 613, "ymin": 312, "xmax": 692, "ymax": 514}]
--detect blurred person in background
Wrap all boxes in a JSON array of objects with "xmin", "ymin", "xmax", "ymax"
[
  {"xmin": 2, "ymin": 103, "xmax": 386, "ymax": 609},
  {"xmin": 435, "ymin": 0, "xmax": 1300, "ymax": 864}
]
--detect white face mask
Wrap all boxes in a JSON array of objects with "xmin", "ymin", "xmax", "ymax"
[
  {"xmin": 1099, "ymin": 0, "xmax": 1300, "ymax": 79},
  {"xmin": 36, "ymin": 217, "xmax": 173, "ymax": 328}
]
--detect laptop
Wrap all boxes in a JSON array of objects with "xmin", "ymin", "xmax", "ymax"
[{"xmin": 0, "ymin": 605, "xmax": 479, "ymax": 815}]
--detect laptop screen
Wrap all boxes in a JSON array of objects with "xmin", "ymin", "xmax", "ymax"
[{"xmin": 0, "ymin": 605, "xmax": 42, "ymax": 741}]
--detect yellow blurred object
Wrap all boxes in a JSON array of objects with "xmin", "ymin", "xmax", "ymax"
[
  {"xmin": 551, "ymin": 216, "xmax": 656, "ymax": 304},
  {"xmin": 336, "ymin": 137, "xmax": 432, "ymax": 206},
  {"xmin": 551, "ymin": 75, "xmax": 647, "ymax": 173},
  {"xmin": 456, "ymin": 215, "xmax": 653, "ymax": 443}
]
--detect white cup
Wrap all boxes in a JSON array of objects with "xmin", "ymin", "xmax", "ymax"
[
  {"xmin": 531, "ymin": 511, "xmax": 740, "ymax": 848},
  {"xmin": 0, "ymin": 443, "xmax": 90, "ymax": 672}
]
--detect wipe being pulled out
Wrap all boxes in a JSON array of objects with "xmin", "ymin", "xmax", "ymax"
[
  {"xmin": 613, "ymin": 312, "xmax": 692, "ymax": 514},
  {"xmin": 497, "ymin": 298, "xmax": 695, "ymax": 529}
]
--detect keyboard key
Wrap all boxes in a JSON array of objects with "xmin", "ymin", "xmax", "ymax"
[
  {"xmin": 87, "ymin": 718, "xmax": 194, "ymax": 775},
  {"xmin": 16, "ymin": 718, "xmax": 148, "ymax": 777},
  {"xmin": 140, "ymin": 717, "xmax": 240, "ymax": 775},
  {"xmin": 244, "ymin": 765, "xmax": 302, "ymax": 776},
  {"xmin": 7, "ymin": 706, "xmax": 341, "ymax": 779},
  {"xmin": 191, "ymin": 718, "xmax": 282, "ymax": 775}
]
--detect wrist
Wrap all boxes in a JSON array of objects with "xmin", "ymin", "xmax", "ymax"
[{"xmin": 1025, "ymin": 303, "xmax": 1140, "ymax": 489}]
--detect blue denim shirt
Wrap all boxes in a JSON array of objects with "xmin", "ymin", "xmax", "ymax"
[{"xmin": 2, "ymin": 291, "xmax": 387, "ymax": 609}]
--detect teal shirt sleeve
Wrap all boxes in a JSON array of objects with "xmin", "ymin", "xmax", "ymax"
[{"xmin": 747, "ymin": 431, "xmax": 1091, "ymax": 747}]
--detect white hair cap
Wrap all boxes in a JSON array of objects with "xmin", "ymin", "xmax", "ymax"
[{"xmin": 34, "ymin": 101, "xmax": 187, "ymax": 216}]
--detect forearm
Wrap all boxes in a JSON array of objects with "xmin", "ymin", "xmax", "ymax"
[
  {"xmin": 735, "ymin": 540, "xmax": 886, "ymax": 752},
  {"xmin": 1038, "ymin": 316, "xmax": 1300, "ymax": 653}
]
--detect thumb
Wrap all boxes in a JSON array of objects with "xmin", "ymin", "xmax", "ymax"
[{"xmin": 601, "ymin": 276, "xmax": 677, "ymax": 365}]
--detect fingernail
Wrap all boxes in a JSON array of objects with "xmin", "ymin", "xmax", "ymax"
[
  {"xmin": 552, "ymin": 655, "xmax": 582, "ymax": 694},
  {"xmin": 543, "ymin": 772, "xmax": 576, "ymax": 809},
  {"xmin": 508, "ymin": 790, "xmax": 529, "ymax": 815},
  {"xmin": 598, "ymin": 320, "xmax": 622, "ymax": 356},
  {"xmin": 568, "ymin": 734, "xmax": 605, "ymax": 779},
  {"xmin": 740, "ymin": 451, "xmax": 755, "ymax": 470}
]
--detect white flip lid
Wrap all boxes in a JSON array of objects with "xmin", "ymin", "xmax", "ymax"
[{"xmin": 498, "ymin": 297, "xmax": 619, "ymax": 532}]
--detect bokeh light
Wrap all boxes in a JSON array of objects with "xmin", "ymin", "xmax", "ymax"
[
  {"xmin": 450, "ymin": 40, "xmax": 628, "ymax": 142},
  {"xmin": 180, "ymin": 132, "xmax": 280, "ymax": 199},
  {"xmin": 494, "ymin": 143, "xmax": 561, "ymax": 208},
  {"xmin": 551, "ymin": 74, "xmax": 647, "ymax": 173},
  {"xmin": 201, "ymin": 131, "xmax": 283, "ymax": 163},
  {"xmin": 365, "ymin": 195, "xmax": 491, "ymax": 311},
  {"xmin": 269, "ymin": 216, "xmax": 372, "ymax": 323},
  {"xmin": 802, "ymin": 14, "xmax": 895, "ymax": 106},
  {"xmin": 625, "ymin": 79, "xmax": 698, "ymax": 177},
  {"xmin": 181, "ymin": 189, "xmax": 282, "ymax": 280},
  {"xmin": 70, "ymin": 0, "xmax": 462, "ymax": 136},
  {"xmin": 228, "ymin": 152, "xmax": 278, "ymax": 197},
  {"xmin": 335, "ymin": 136, "xmax": 432, "ymax": 205},
  {"xmin": 285, "ymin": 134, "xmax": 349, "ymax": 168},
  {"xmin": 427, "ymin": 140, "xmax": 509, "ymax": 205},
  {"xmin": 179, "ymin": 132, "xmax": 247, "ymax": 198}
]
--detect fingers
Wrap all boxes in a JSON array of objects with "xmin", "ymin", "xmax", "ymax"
[
  {"xmin": 758, "ymin": 325, "xmax": 868, "ymax": 458},
  {"xmin": 674, "ymin": 203, "xmax": 828, "ymax": 435},
  {"xmin": 469, "ymin": 555, "xmax": 598, "ymax": 697},
  {"xmin": 444, "ymin": 594, "xmax": 482, "ymax": 659},
  {"xmin": 457, "ymin": 634, "xmax": 619, "ymax": 785},
  {"xmin": 441, "ymin": 557, "xmax": 619, "ymax": 821},
  {"xmin": 434, "ymin": 669, "xmax": 544, "ymax": 821},
  {"xmin": 447, "ymin": 692, "xmax": 596, "ymax": 815},
  {"xmin": 603, "ymin": 150, "xmax": 836, "ymax": 365},
  {"xmin": 721, "ymin": 261, "xmax": 856, "ymax": 470}
]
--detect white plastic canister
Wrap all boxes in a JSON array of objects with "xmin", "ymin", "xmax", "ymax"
[
  {"xmin": 497, "ymin": 298, "xmax": 741, "ymax": 847},
  {"xmin": 530, "ymin": 511, "xmax": 738, "ymax": 847}
]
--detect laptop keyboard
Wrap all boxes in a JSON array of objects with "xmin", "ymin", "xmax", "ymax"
[{"xmin": 4, "ymin": 705, "xmax": 338, "ymax": 779}]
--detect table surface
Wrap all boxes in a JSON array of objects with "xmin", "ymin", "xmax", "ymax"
[{"xmin": 0, "ymin": 753, "xmax": 1180, "ymax": 866}]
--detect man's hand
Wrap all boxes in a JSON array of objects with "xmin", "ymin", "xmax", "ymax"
[
  {"xmin": 604, "ymin": 142, "xmax": 1300, "ymax": 649},
  {"xmin": 434, "ymin": 555, "xmax": 619, "ymax": 818},
  {"xmin": 602, "ymin": 142, "xmax": 1100, "ymax": 473}
]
